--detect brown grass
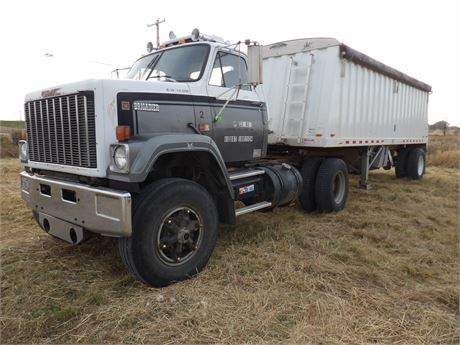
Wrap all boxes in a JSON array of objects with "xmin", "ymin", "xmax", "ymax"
[
  {"xmin": 0, "ymin": 157, "xmax": 459, "ymax": 344},
  {"xmin": 428, "ymin": 133, "xmax": 460, "ymax": 168},
  {"xmin": 0, "ymin": 129, "xmax": 22, "ymax": 159}
]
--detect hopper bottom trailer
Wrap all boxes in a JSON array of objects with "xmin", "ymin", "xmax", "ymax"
[{"xmin": 262, "ymin": 37, "xmax": 431, "ymax": 210}]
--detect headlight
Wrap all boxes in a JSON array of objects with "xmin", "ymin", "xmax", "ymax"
[
  {"xmin": 110, "ymin": 144, "xmax": 129, "ymax": 173},
  {"xmin": 114, "ymin": 146, "xmax": 128, "ymax": 169},
  {"xmin": 18, "ymin": 140, "xmax": 28, "ymax": 162}
]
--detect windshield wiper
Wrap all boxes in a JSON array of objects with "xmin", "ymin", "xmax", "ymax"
[{"xmin": 141, "ymin": 54, "xmax": 161, "ymax": 80}]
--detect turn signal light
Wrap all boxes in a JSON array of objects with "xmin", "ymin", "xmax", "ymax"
[
  {"xmin": 116, "ymin": 126, "xmax": 131, "ymax": 141},
  {"xmin": 21, "ymin": 129, "xmax": 27, "ymax": 140},
  {"xmin": 198, "ymin": 123, "xmax": 211, "ymax": 132}
]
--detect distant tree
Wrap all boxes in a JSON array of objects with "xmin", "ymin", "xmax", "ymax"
[{"xmin": 429, "ymin": 120, "xmax": 450, "ymax": 135}]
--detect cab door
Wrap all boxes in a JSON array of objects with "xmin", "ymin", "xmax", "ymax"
[{"xmin": 206, "ymin": 51, "xmax": 267, "ymax": 163}]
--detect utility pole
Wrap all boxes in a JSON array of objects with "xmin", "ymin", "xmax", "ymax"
[{"xmin": 147, "ymin": 18, "xmax": 165, "ymax": 48}]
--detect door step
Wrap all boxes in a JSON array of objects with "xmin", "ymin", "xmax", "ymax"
[
  {"xmin": 229, "ymin": 169, "xmax": 265, "ymax": 181},
  {"xmin": 235, "ymin": 201, "xmax": 272, "ymax": 216}
]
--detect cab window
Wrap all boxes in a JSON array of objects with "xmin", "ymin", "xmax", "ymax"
[
  {"xmin": 209, "ymin": 52, "xmax": 249, "ymax": 89},
  {"xmin": 126, "ymin": 44, "xmax": 209, "ymax": 82}
]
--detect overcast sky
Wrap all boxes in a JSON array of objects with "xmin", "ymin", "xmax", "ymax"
[{"xmin": 1, "ymin": 0, "xmax": 459, "ymax": 125}]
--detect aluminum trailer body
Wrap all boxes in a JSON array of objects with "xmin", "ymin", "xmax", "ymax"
[{"xmin": 262, "ymin": 38, "xmax": 431, "ymax": 148}]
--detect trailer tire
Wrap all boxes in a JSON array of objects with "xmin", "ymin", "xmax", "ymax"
[
  {"xmin": 395, "ymin": 148, "xmax": 409, "ymax": 178},
  {"xmin": 406, "ymin": 148, "xmax": 426, "ymax": 179},
  {"xmin": 119, "ymin": 178, "xmax": 218, "ymax": 287},
  {"xmin": 299, "ymin": 157, "xmax": 323, "ymax": 212},
  {"xmin": 315, "ymin": 158, "xmax": 349, "ymax": 212}
]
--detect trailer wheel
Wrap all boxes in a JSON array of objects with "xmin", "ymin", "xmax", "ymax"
[
  {"xmin": 406, "ymin": 148, "xmax": 426, "ymax": 179},
  {"xmin": 299, "ymin": 157, "xmax": 323, "ymax": 212},
  {"xmin": 395, "ymin": 148, "xmax": 409, "ymax": 178},
  {"xmin": 119, "ymin": 178, "xmax": 218, "ymax": 287},
  {"xmin": 315, "ymin": 158, "xmax": 349, "ymax": 212}
]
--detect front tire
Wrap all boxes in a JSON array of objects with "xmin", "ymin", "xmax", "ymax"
[{"xmin": 119, "ymin": 178, "xmax": 218, "ymax": 287}]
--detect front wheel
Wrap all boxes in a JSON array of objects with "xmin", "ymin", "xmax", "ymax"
[{"xmin": 119, "ymin": 178, "xmax": 218, "ymax": 287}]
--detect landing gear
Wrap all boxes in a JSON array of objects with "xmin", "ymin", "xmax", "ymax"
[{"xmin": 358, "ymin": 147, "xmax": 371, "ymax": 189}]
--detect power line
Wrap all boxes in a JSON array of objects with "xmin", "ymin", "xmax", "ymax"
[{"xmin": 147, "ymin": 18, "xmax": 165, "ymax": 48}]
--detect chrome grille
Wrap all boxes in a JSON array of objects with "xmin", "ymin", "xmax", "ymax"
[{"xmin": 24, "ymin": 92, "xmax": 97, "ymax": 168}]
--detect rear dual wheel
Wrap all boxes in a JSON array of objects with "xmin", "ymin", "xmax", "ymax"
[
  {"xmin": 395, "ymin": 147, "xmax": 426, "ymax": 179},
  {"xmin": 406, "ymin": 148, "xmax": 426, "ymax": 179},
  {"xmin": 299, "ymin": 158, "xmax": 349, "ymax": 213}
]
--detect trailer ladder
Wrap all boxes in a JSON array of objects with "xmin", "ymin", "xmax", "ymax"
[{"xmin": 280, "ymin": 54, "xmax": 314, "ymax": 143}]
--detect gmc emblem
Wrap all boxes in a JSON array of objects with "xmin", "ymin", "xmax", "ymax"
[{"xmin": 41, "ymin": 88, "xmax": 61, "ymax": 98}]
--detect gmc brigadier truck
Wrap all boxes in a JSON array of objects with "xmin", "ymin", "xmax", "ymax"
[{"xmin": 19, "ymin": 29, "xmax": 431, "ymax": 287}]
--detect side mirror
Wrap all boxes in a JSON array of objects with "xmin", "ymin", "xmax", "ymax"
[{"xmin": 247, "ymin": 44, "xmax": 263, "ymax": 85}]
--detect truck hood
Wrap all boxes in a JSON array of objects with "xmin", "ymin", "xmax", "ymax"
[
  {"xmin": 22, "ymin": 78, "xmax": 194, "ymax": 179},
  {"xmin": 25, "ymin": 78, "xmax": 192, "ymax": 102}
]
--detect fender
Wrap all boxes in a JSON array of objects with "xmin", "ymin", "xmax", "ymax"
[{"xmin": 107, "ymin": 133, "xmax": 234, "ymax": 199}]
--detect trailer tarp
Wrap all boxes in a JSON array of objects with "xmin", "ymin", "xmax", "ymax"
[{"xmin": 340, "ymin": 44, "xmax": 432, "ymax": 92}]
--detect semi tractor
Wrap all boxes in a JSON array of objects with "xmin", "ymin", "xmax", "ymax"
[{"xmin": 19, "ymin": 29, "xmax": 431, "ymax": 287}]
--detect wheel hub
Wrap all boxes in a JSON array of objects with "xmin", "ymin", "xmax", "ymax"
[
  {"xmin": 157, "ymin": 207, "xmax": 203, "ymax": 266},
  {"xmin": 332, "ymin": 171, "xmax": 346, "ymax": 204},
  {"xmin": 177, "ymin": 229, "xmax": 191, "ymax": 243},
  {"xmin": 417, "ymin": 155, "xmax": 424, "ymax": 176}
]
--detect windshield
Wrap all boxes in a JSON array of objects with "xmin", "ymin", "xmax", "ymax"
[{"xmin": 126, "ymin": 44, "xmax": 210, "ymax": 82}]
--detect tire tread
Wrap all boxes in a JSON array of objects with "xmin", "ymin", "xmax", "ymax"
[
  {"xmin": 299, "ymin": 157, "xmax": 323, "ymax": 212},
  {"xmin": 119, "ymin": 178, "xmax": 218, "ymax": 287},
  {"xmin": 395, "ymin": 149, "xmax": 409, "ymax": 178},
  {"xmin": 314, "ymin": 158, "xmax": 348, "ymax": 212},
  {"xmin": 406, "ymin": 147, "xmax": 425, "ymax": 179},
  {"xmin": 118, "ymin": 178, "xmax": 186, "ymax": 285}
]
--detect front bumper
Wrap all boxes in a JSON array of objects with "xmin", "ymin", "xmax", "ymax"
[{"xmin": 20, "ymin": 171, "xmax": 132, "ymax": 238}]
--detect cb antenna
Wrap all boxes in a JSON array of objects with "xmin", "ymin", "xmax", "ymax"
[{"xmin": 147, "ymin": 18, "xmax": 165, "ymax": 48}]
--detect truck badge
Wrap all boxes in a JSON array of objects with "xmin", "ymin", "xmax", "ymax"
[
  {"xmin": 133, "ymin": 101, "xmax": 160, "ymax": 112},
  {"xmin": 41, "ymin": 88, "xmax": 61, "ymax": 98}
]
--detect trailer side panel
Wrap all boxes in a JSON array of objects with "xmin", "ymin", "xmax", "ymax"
[{"xmin": 262, "ymin": 39, "xmax": 430, "ymax": 148}]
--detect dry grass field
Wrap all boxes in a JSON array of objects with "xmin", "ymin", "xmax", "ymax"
[
  {"xmin": 1, "ymin": 135, "xmax": 459, "ymax": 344},
  {"xmin": 0, "ymin": 128, "xmax": 22, "ymax": 159},
  {"xmin": 427, "ymin": 132, "xmax": 460, "ymax": 169}
]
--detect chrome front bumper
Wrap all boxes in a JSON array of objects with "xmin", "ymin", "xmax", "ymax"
[{"xmin": 20, "ymin": 171, "xmax": 132, "ymax": 238}]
